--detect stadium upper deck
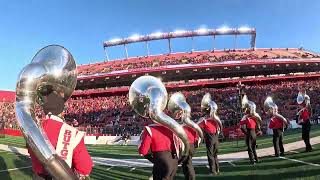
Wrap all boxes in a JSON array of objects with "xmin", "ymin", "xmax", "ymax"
[
  {"xmin": 76, "ymin": 48, "xmax": 320, "ymax": 90},
  {"xmin": 77, "ymin": 48, "xmax": 319, "ymax": 76}
]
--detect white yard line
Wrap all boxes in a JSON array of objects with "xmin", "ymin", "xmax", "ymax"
[
  {"xmin": 228, "ymin": 161, "xmax": 236, "ymax": 167},
  {"xmin": 129, "ymin": 167, "xmax": 136, "ymax": 172},
  {"xmin": 280, "ymin": 157, "xmax": 320, "ymax": 167},
  {"xmin": 0, "ymin": 166, "xmax": 32, "ymax": 173}
]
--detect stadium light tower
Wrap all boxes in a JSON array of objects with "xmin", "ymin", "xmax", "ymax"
[{"xmin": 103, "ymin": 27, "xmax": 256, "ymax": 59}]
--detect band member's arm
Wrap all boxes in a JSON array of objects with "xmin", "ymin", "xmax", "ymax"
[
  {"xmin": 275, "ymin": 114, "xmax": 288, "ymax": 125},
  {"xmin": 193, "ymin": 129, "xmax": 200, "ymax": 148},
  {"xmin": 297, "ymin": 108, "xmax": 304, "ymax": 124},
  {"xmin": 307, "ymin": 104, "xmax": 313, "ymax": 117},
  {"xmin": 72, "ymin": 138, "xmax": 93, "ymax": 176},
  {"xmin": 239, "ymin": 119, "xmax": 247, "ymax": 135},
  {"xmin": 138, "ymin": 128, "xmax": 153, "ymax": 162}
]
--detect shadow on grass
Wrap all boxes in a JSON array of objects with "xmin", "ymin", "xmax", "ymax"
[{"xmin": 0, "ymin": 154, "xmax": 12, "ymax": 180}]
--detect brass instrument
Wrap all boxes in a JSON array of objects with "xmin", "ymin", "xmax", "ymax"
[
  {"xmin": 16, "ymin": 45, "xmax": 78, "ymax": 180},
  {"xmin": 168, "ymin": 92, "xmax": 204, "ymax": 145},
  {"xmin": 201, "ymin": 93, "xmax": 222, "ymax": 131},
  {"xmin": 264, "ymin": 96, "xmax": 288, "ymax": 125},
  {"xmin": 128, "ymin": 76, "xmax": 190, "ymax": 159}
]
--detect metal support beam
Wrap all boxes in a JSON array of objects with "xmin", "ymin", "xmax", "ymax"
[
  {"xmin": 234, "ymin": 35, "xmax": 237, "ymax": 50},
  {"xmin": 103, "ymin": 47, "xmax": 109, "ymax": 61},
  {"xmin": 168, "ymin": 38, "xmax": 172, "ymax": 54},
  {"xmin": 212, "ymin": 35, "xmax": 216, "ymax": 51},
  {"xmin": 124, "ymin": 44, "xmax": 129, "ymax": 59},
  {"xmin": 191, "ymin": 37, "xmax": 194, "ymax": 53},
  {"xmin": 145, "ymin": 41, "xmax": 150, "ymax": 56}
]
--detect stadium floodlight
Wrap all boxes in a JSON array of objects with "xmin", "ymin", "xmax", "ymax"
[
  {"xmin": 129, "ymin": 34, "xmax": 141, "ymax": 41},
  {"xmin": 216, "ymin": 26, "xmax": 232, "ymax": 34},
  {"xmin": 109, "ymin": 38, "xmax": 122, "ymax": 43},
  {"xmin": 238, "ymin": 26, "xmax": 251, "ymax": 33},
  {"xmin": 149, "ymin": 32, "xmax": 163, "ymax": 38},
  {"xmin": 196, "ymin": 28, "xmax": 209, "ymax": 35},
  {"xmin": 174, "ymin": 29, "xmax": 187, "ymax": 35}
]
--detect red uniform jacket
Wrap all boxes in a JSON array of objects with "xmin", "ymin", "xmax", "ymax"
[
  {"xmin": 239, "ymin": 116, "xmax": 257, "ymax": 129},
  {"xmin": 198, "ymin": 118, "xmax": 218, "ymax": 134},
  {"xmin": 269, "ymin": 116, "xmax": 283, "ymax": 129},
  {"xmin": 138, "ymin": 124, "xmax": 176, "ymax": 156},
  {"xmin": 28, "ymin": 115, "xmax": 93, "ymax": 175},
  {"xmin": 183, "ymin": 125, "xmax": 199, "ymax": 144},
  {"xmin": 301, "ymin": 108, "xmax": 310, "ymax": 123}
]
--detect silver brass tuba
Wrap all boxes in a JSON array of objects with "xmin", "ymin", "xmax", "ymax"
[
  {"xmin": 168, "ymin": 92, "xmax": 204, "ymax": 144},
  {"xmin": 201, "ymin": 93, "xmax": 222, "ymax": 130},
  {"xmin": 241, "ymin": 95, "xmax": 262, "ymax": 126},
  {"xmin": 16, "ymin": 45, "xmax": 78, "ymax": 180},
  {"xmin": 264, "ymin": 96, "xmax": 288, "ymax": 125},
  {"xmin": 296, "ymin": 91, "xmax": 312, "ymax": 122},
  {"xmin": 129, "ymin": 76, "xmax": 190, "ymax": 158},
  {"xmin": 297, "ymin": 91, "xmax": 311, "ymax": 106}
]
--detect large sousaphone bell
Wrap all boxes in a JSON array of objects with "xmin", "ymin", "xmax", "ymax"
[
  {"xmin": 168, "ymin": 92, "xmax": 204, "ymax": 144},
  {"xmin": 296, "ymin": 91, "xmax": 312, "ymax": 123},
  {"xmin": 129, "ymin": 76, "xmax": 190, "ymax": 159},
  {"xmin": 297, "ymin": 91, "xmax": 310, "ymax": 105},
  {"xmin": 201, "ymin": 93, "xmax": 222, "ymax": 130},
  {"xmin": 16, "ymin": 45, "xmax": 78, "ymax": 180},
  {"xmin": 241, "ymin": 95, "xmax": 262, "ymax": 126},
  {"xmin": 264, "ymin": 97, "xmax": 288, "ymax": 125}
]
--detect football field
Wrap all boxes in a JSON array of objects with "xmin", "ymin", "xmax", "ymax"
[{"xmin": 1, "ymin": 126, "xmax": 320, "ymax": 179}]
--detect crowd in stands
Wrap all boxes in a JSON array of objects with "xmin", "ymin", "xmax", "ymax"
[
  {"xmin": 2, "ymin": 78, "xmax": 320, "ymax": 136},
  {"xmin": 77, "ymin": 48, "xmax": 320, "ymax": 76}
]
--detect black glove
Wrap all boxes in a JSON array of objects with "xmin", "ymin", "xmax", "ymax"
[{"xmin": 144, "ymin": 154, "xmax": 154, "ymax": 163}]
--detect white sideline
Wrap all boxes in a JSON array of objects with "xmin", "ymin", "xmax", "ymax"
[
  {"xmin": 0, "ymin": 166, "xmax": 32, "ymax": 173},
  {"xmin": 280, "ymin": 157, "xmax": 320, "ymax": 167}
]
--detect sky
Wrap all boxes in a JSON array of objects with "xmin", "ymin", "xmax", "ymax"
[{"xmin": 0, "ymin": 0, "xmax": 320, "ymax": 91}]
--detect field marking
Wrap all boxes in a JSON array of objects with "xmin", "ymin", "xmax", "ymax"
[
  {"xmin": 280, "ymin": 157, "xmax": 320, "ymax": 167},
  {"xmin": 129, "ymin": 167, "xmax": 136, "ymax": 172},
  {"xmin": 206, "ymin": 165, "xmax": 210, "ymax": 169},
  {"xmin": 0, "ymin": 166, "xmax": 32, "ymax": 173},
  {"xmin": 289, "ymin": 150, "xmax": 299, "ymax": 154},
  {"xmin": 228, "ymin": 161, "xmax": 236, "ymax": 167},
  {"xmin": 106, "ymin": 167, "xmax": 113, "ymax": 171},
  {"xmin": 93, "ymin": 157, "xmax": 152, "ymax": 167}
]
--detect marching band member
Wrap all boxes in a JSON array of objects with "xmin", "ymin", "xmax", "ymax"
[
  {"xmin": 138, "ymin": 124, "xmax": 178, "ymax": 180},
  {"xmin": 181, "ymin": 125, "xmax": 199, "ymax": 180},
  {"xmin": 130, "ymin": 76, "xmax": 190, "ymax": 180},
  {"xmin": 297, "ymin": 91, "xmax": 313, "ymax": 152},
  {"xmin": 264, "ymin": 97, "xmax": 289, "ymax": 157},
  {"xmin": 239, "ymin": 95, "xmax": 262, "ymax": 165},
  {"xmin": 28, "ymin": 91, "xmax": 93, "ymax": 180},
  {"xmin": 168, "ymin": 92, "xmax": 203, "ymax": 180},
  {"xmin": 198, "ymin": 93, "xmax": 222, "ymax": 175}
]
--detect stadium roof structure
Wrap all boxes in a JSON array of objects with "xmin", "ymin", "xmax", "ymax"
[{"xmin": 103, "ymin": 27, "xmax": 256, "ymax": 60}]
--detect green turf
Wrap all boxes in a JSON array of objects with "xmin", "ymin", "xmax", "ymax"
[
  {"xmin": 2, "ymin": 125, "xmax": 320, "ymax": 159},
  {"xmin": 1, "ymin": 144, "xmax": 320, "ymax": 179}
]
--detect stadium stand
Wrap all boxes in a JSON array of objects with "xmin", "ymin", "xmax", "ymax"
[
  {"xmin": 2, "ymin": 48, "xmax": 320, "ymax": 137},
  {"xmin": 77, "ymin": 48, "xmax": 320, "ymax": 76}
]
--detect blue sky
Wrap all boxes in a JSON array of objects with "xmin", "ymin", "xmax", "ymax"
[{"xmin": 0, "ymin": 0, "xmax": 319, "ymax": 90}]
